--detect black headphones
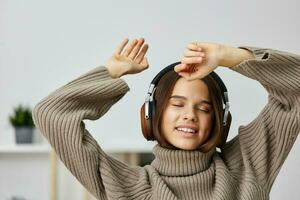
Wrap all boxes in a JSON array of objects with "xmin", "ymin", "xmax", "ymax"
[{"xmin": 140, "ymin": 61, "xmax": 230, "ymax": 147}]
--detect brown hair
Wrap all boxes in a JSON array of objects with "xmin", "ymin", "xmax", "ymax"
[{"xmin": 151, "ymin": 70, "xmax": 231, "ymax": 152}]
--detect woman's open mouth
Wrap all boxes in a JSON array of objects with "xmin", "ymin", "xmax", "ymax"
[{"xmin": 175, "ymin": 127, "xmax": 198, "ymax": 137}]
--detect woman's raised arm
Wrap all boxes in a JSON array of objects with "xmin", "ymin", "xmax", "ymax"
[
  {"xmin": 176, "ymin": 43, "xmax": 300, "ymax": 193},
  {"xmin": 32, "ymin": 38, "xmax": 152, "ymax": 199},
  {"xmin": 223, "ymin": 47, "xmax": 300, "ymax": 192}
]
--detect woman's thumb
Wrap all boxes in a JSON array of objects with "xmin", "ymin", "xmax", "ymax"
[{"xmin": 141, "ymin": 57, "xmax": 149, "ymax": 69}]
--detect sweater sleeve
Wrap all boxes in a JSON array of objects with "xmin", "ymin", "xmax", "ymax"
[
  {"xmin": 32, "ymin": 66, "xmax": 151, "ymax": 200},
  {"xmin": 223, "ymin": 47, "xmax": 300, "ymax": 193}
]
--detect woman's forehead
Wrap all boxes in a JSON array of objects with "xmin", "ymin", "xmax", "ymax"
[{"xmin": 171, "ymin": 78, "xmax": 211, "ymax": 101}]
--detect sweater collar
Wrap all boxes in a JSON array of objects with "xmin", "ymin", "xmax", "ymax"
[{"xmin": 151, "ymin": 144, "xmax": 215, "ymax": 176}]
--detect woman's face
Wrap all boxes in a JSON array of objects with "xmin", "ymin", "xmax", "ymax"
[{"xmin": 160, "ymin": 77, "xmax": 214, "ymax": 150}]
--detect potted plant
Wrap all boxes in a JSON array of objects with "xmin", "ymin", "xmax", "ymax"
[{"xmin": 9, "ymin": 105, "xmax": 35, "ymax": 144}]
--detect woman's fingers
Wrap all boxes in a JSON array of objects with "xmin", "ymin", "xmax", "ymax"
[
  {"xmin": 174, "ymin": 64, "xmax": 188, "ymax": 73},
  {"xmin": 123, "ymin": 39, "xmax": 138, "ymax": 56},
  {"xmin": 184, "ymin": 50, "xmax": 205, "ymax": 57},
  {"xmin": 175, "ymin": 62, "xmax": 212, "ymax": 81},
  {"xmin": 115, "ymin": 38, "xmax": 129, "ymax": 55},
  {"xmin": 128, "ymin": 38, "xmax": 145, "ymax": 60},
  {"xmin": 181, "ymin": 56, "xmax": 204, "ymax": 64},
  {"xmin": 187, "ymin": 43, "xmax": 202, "ymax": 51},
  {"xmin": 135, "ymin": 44, "xmax": 149, "ymax": 64},
  {"xmin": 177, "ymin": 70, "xmax": 199, "ymax": 81},
  {"xmin": 178, "ymin": 67, "xmax": 209, "ymax": 81}
]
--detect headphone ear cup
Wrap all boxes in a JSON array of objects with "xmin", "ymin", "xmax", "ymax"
[
  {"xmin": 217, "ymin": 111, "xmax": 232, "ymax": 148},
  {"xmin": 140, "ymin": 103, "xmax": 154, "ymax": 140},
  {"xmin": 152, "ymin": 99, "xmax": 156, "ymax": 121}
]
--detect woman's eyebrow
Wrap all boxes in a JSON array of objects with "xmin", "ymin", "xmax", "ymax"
[{"xmin": 169, "ymin": 95, "xmax": 212, "ymax": 105}]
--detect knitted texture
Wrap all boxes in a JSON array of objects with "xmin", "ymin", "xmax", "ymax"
[{"xmin": 32, "ymin": 47, "xmax": 300, "ymax": 200}]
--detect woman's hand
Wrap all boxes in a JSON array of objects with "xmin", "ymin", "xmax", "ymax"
[
  {"xmin": 175, "ymin": 42, "xmax": 255, "ymax": 81},
  {"xmin": 105, "ymin": 38, "xmax": 149, "ymax": 78},
  {"xmin": 174, "ymin": 42, "xmax": 224, "ymax": 81}
]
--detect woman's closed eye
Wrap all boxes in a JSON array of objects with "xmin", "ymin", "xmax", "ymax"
[
  {"xmin": 172, "ymin": 103, "xmax": 184, "ymax": 107},
  {"xmin": 171, "ymin": 103, "xmax": 210, "ymax": 113},
  {"xmin": 198, "ymin": 108, "xmax": 210, "ymax": 113},
  {"xmin": 170, "ymin": 101, "xmax": 185, "ymax": 108}
]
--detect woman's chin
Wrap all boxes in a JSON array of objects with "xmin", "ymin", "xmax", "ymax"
[{"xmin": 172, "ymin": 142, "xmax": 199, "ymax": 151}]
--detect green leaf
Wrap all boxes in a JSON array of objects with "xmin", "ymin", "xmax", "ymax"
[{"xmin": 9, "ymin": 104, "xmax": 35, "ymax": 128}]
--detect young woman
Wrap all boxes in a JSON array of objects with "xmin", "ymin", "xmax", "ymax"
[{"xmin": 33, "ymin": 38, "xmax": 300, "ymax": 200}]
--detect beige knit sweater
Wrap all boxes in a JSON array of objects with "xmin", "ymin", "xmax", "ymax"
[{"xmin": 32, "ymin": 47, "xmax": 300, "ymax": 200}]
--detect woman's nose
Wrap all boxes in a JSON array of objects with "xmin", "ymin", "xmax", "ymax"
[{"xmin": 182, "ymin": 107, "xmax": 198, "ymax": 122}]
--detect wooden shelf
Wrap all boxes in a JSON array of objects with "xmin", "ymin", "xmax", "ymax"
[
  {"xmin": 0, "ymin": 144, "xmax": 51, "ymax": 154},
  {"xmin": 0, "ymin": 140, "xmax": 155, "ymax": 154}
]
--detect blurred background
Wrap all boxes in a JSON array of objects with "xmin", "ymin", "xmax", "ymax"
[{"xmin": 0, "ymin": 0, "xmax": 299, "ymax": 199}]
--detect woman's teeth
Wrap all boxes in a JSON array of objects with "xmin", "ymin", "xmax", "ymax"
[{"xmin": 176, "ymin": 127, "xmax": 197, "ymax": 133}]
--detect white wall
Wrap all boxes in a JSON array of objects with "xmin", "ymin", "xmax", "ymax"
[{"xmin": 1, "ymin": 0, "xmax": 299, "ymax": 199}]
